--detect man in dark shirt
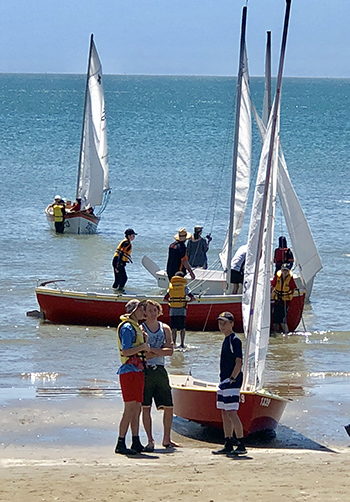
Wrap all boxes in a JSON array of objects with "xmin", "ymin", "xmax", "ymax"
[
  {"xmin": 166, "ymin": 227, "xmax": 195, "ymax": 281},
  {"xmin": 212, "ymin": 312, "xmax": 247, "ymax": 456}
]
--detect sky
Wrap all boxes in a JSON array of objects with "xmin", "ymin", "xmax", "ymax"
[{"xmin": 0, "ymin": 0, "xmax": 349, "ymax": 78}]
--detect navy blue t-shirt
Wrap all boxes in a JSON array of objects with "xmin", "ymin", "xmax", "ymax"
[
  {"xmin": 166, "ymin": 241, "xmax": 187, "ymax": 279},
  {"xmin": 219, "ymin": 332, "xmax": 243, "ymax": 386}
]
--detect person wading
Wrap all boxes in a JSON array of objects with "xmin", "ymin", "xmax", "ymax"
[
  {"xmin": 164, "ymin": 271, "xmax": 195, "ymax": 348},
  {"xmin": 112, "ymin": 228, "xmax": 137, "ymax": 292},
  {"xmin": 271, "ymin": 264, "xmax": 297, "ymax": 333}
]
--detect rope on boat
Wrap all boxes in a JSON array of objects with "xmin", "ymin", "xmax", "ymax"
[
  {"xmin": 187, "ymin": 258, "xmax": 223, "ymax": 293},
  {"xmin": 202, "ymin": 302, "xmax": 214, "ymax": 332}
]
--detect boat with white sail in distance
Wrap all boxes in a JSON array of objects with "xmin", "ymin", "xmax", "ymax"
[{"xmin": 45, "ymin": 34, "xmax": 110, "ymax": 234}]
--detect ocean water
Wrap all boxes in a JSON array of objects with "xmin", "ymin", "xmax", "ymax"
[{"xmin": 0, "ymin": 74, "xmax": 349, "ymax": 445}]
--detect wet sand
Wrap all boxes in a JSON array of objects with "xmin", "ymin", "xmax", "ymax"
[{"xmin": 1, "ymin": 395, "xmax": 349, "ymax": 501}]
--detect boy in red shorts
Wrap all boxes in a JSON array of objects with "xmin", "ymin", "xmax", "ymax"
[{"xmin": 115, "ymin": 299, "xmax": 150, "ymax": 455}]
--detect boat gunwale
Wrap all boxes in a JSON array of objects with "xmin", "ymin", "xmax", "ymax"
[
  {"xmin": 169, "ymin": 373, "xmax": 292, "ymax": 403},
  {"xmin": 35, "ymin": 286, "xmax": 305, "ymax": 303},
  {"xmin": 170, "ymin": 381, "xmax": 290, "ymax": 403},
  {"xmin": 45, "ymin": 209, "xmax": 100, "ymax": 225}
]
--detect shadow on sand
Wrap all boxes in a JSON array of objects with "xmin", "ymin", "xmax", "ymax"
[{"xmin": 172, "ymin": 416, "xmax": 334, "ymax": 453}]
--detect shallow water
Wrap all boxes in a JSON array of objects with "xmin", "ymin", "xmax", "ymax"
[{"xmin": 0, "ymin": 75, "xmax": 350, "ymax": 447}]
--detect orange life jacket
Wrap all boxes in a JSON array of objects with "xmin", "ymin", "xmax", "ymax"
[
  {"xmin": 114, "ymin": 238, "xmax": 132, "ymax": 263},
  {"xmin": 168, "ymin": 276, "xmax": 187, "ymax": 308},
  {"xmin": 272, "ymin": 270, "xmax": 294, "ymax": 302}
]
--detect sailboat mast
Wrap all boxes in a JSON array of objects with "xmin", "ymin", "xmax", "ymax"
[
  {"xmin": 76, "ymin": 33, "xmax": 94, "ymax": 200},
  {"xmin": 225, "ymin": 6, "xmax": 248, "ymax": 294},
  {"xmin": 242, "ymin": 0, "xmax": 292, "ymax": 387},
  {"xmin": 263, "ymin": 31, "xmax": 272, "ymax": 126}
]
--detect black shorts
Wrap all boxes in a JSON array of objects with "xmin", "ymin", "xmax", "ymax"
[
  {"xmin": 143, "ymin": 365, "xmax": 173, "ymax": 408},
  {"xmin": 273, "ymin": 301, "xmax": 289, "ymax": 324},
  {"xmin": 231, "ymin": 269, "xmax": 243, "ymax": 284},
  {"xmin": 170, "ymin": 315, "xmax": 186, "ymax": 330}
]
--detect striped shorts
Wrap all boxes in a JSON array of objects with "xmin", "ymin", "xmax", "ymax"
[{"xmin": 216, "ymin": 378, "xmax": 240, "ymax": 411}]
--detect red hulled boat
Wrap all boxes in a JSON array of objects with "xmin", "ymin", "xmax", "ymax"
[
  {"xmin": 35, "ymin": 284, "xmax": 304, "ymax": 332},
  {"xmin": 169, "ymin": 375, "xmax": 289, "ymax": 435}
]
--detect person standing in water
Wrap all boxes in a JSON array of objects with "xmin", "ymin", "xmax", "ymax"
[
  {"xmin": 52, "ymin": 197, "xmax": 66, "ymax": 234},
  {"xmin": 112, "ymin": 228, "xmax": 137, "ymax": 292},
  {"xmin": 164, "ymin": 271, "xmax": 195, "ymax": 348},
  {"xmin": 271, "ymin": 264, "xmax": 297, "ymax": 333}
]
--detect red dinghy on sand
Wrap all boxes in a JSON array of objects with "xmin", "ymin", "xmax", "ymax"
[{"xmin": 169, "ymin": 375, "xmax": 289, "ymax": 435}]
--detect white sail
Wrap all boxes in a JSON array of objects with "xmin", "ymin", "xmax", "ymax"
[
  {"xmin": 242, "ymin": 107, "xmax": 279, "ymax": 390},
  {"xmin": 77, "ymin": 36, "xmax": 109, "ymax": 210},
  {"xmin": 242, "ymin": 0, "xmax": 292, "ymax": 391},
  {"xmin": 277, "ymin": 147, "xmax": 322, "ymax": 290},
  {"xmin": 253, "ymin": 107, "xmax": 322, "ymax": 294},
  {"xmin": 219, "ymin": 47, "xmax": 252, "ymax": 270}
]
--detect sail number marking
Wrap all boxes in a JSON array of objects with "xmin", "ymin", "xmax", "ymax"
[{"xmin": 260, "ymin": 397, "xmax": 271, "ymax": 407}]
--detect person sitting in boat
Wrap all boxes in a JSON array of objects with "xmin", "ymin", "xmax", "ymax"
[
  {"xmin": 212, "ymin": 311, "xmax": 247, "ymax": 456},
  {"xmin": 85, "ymin": 205, "xmax": 94, "ymax": 215},
  {"xmin": 112, "ymin": 228, "xmax": 137, "ymax": 292},
  {"xmin": 141, "ymin": 299, "xmax": 181, "ymax": 452},
  {"xmin": 70, "ymin": 198, "xmax": 81, "ymax": 212},
  {"xmin": 187, "ymin": 225, "xmax": 212, "ymax": 269},
  {"xmin": 166, "ymin": 227, "xmax": 195, "ymax": 281},
  {"xmin": 230, "ymin": 244, "xmax": 247, "ymax": 294},
  {"xmin": 52, "ymin": 197, "xmax": 66, "ymax": 234},
  {"xmin": 274, "ymin": 236, "xmax": 294, "ymax": 273},
  {"xmin": 271, "ymin": 264, "xmax": 297, "ymax": 334},
  {"xmin": 164, "ymin": 271, "xmax": 195, "ymax": 349},
  {"xmin": 115, "ymin": 299, "xmax": 150, "ymax": 455}
]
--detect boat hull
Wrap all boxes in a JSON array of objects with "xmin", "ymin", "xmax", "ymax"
[
  {"xmin": 35, "ymin": 286, "xmax": 305, "ymax": 331},
  {"xmin": 46, "ymin": 210, "xmax": 100, "ymax": 235},
  {"xmin": 169, "ymin": 375, "xmax": 288, "ymax": 436}
]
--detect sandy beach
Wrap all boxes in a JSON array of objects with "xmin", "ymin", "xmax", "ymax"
[{"xmin": 1, "ymin": 396, "xmax": 349, "ymax": 502}]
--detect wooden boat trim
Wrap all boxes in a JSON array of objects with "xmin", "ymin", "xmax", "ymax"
[{"xmin": 169, "ymin": 375, "xmax": 289, "ymax": 402}]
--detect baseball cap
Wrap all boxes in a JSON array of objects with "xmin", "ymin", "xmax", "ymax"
[
  {"xmin": 216, "ymin": 311, "xmax": 235, "ymax": 322},
  {"xmin": 125, "ymin": 299, "xmax": 141, "ymax": 314}
]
